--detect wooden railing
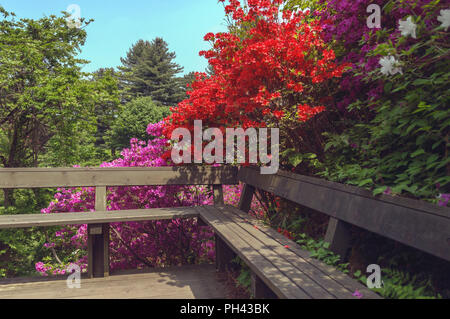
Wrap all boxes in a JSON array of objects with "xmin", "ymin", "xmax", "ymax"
[
  {"xmin": 0, "ymin": 166, "xmax": 239, "ymax": 277},
  {"xmin": 238, "ymin": 167, "xmax": 450, "ymax": 262},
  {"xmin": 1, "ymin": 165, "xmax": 448, "ymax": 279}
]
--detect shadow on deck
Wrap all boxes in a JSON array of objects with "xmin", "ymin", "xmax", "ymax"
[{"xmin": 0, "ymin": 264, "xmax": 226, "ymax": 299}]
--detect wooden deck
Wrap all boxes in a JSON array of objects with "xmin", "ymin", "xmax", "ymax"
[{"xmin": 0, "ymin": 264, "xmax": 226, "ymax": 299}]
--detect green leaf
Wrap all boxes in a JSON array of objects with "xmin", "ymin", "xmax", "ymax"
[
  {"xmin": 373, "ymin": 186, "xmax": 388, "ymax": 196},
  {"xmin": 288, "ymin": 153, "xmax": 303, "ymax": 167},
  {"xmin": 358, "ymin": 178, "xmax": 373, "ymax": 187},
  {"xmin": 410, "ymin": 149, "xmax": 425, "ymax": 158}
]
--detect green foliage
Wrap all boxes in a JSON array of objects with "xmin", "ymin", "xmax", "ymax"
[
  {"xmin": 0, "ymin": 189, "xmax": 54, "ymax": 277},
  {"xmin": 372, "ymin": 268, "xmax": 441, "ymax": 299},
  {"xmin": 282, "ymin": 0, "xmax": 325, "ymax": 12},
  {"xmin": 105, "ymin": 96, "xmax": 171, "ymax": 152},
  {"xmin": 319, "ymin": 5, "xmax": 450, "ymax": 202},
  {"xmin": 281, "ymin": 148, "xmax": 320, "ymax": 169},
  {"xmin": 295, "ymin": 232, "xmax": 441, "ymax": 299},
  {"xmin": 0, "ymin": 7, "xmax": 119, "ymax": 170},
  {"xmin": 119, "ymin": 38, "xmax": 186, "ymax": 106},
  {"xmin": 296, "ymin": 233, "xmax": 349, "ymax": 273},
  {"xmin": 91, "ymin": 68, "xmax": 122, "ymax": 154}
]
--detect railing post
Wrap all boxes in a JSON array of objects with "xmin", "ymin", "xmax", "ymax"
[
  {"xmin": 324, "ymin": 217, "xmax": 352, "ymax": 262},
  {"xmin": 88, "ymin": 186, "xmax": 109, "ymax": 278},
  {"xmin": 213, "ymin": 184, "xmax": 224, "ymax": 206},
  {"xmin": 238, "ymin": 184, "xmax": 255, "ymax": 213}
]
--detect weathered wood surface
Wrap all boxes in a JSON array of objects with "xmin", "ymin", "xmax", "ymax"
[
  {"xmin": 251, "ymin": 271, "xmax": 277, "ymax": 299},
  {"xmin": 219, "ymin": 205, "xmax": 381, "ymax": 299},
  {"xmin": 0, "ymin": 264, "xmax": 226, "ymax": 299},
  {"xmin": 213, "ymin": 184, "xmax": 224, "ymax": 206},
  {"xmin": 238, "ymin": 184, "xmax": 255, "ymax": 213},
  {"xmin": 214, "ymin": 207, "xmax": 335, "ymax": 299},
  {"xmin": 324, "ymin": 217, "xmax": 352, "ymax": 262},
  {"xmin": 238, "ymin": 166, "xmax": 450, "ymax": 262},
  {"xmin": 0, "ymin": 207, "xmax": 200, "ymax": 229},
  {"xmin": 0, "ymin": 166, "xmax": 238, "ymax": 188},
  {"xmin": 198, "ymin": 206, "xmax": 308, "ymax": 299},
  {"xmin": 198, "ymin": 205, "xmax": 379, "ymax": 299},
  {"xmin": 88, "ymin": 186, "xmax": 110, "ymax": 278}
]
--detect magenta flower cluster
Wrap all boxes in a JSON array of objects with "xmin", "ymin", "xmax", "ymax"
[
  {"xmin": 315, "ymin": 0, "xmax": 440, "ymax": 111},
  {"xmin": 36, "ymin": 122, "xmax": 249, "ymax": 275}
]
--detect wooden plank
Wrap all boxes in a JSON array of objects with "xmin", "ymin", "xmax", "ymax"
[
  {"xmin": 88, "ymin": 225, "xmax": 108, "ymax": 278},
  {"xmin": 198, "ymin": 206, "xmax": 310, "ymax": 299},
  {"xmin": 0, "ymin": 166, "xmax": 238, "ymax": 188},
  {"xmin": 225, "ymin": 205, "xmax": 381, "ymax": 299},
  {"xmin": 238, "ymin": 166, "xmax": 450, "ymax": 262},
  {"xmin": 238, "ymin": 184, "xmax": 255, "ymax": 213},
  {"xmin": 90, "ymin": 186, "xmax": 109, "ymax": 278},
  {"xmin": 211, "ymin": 208, "xmax": 336, "ymax": 299},
  {"xmin": 215, "ymin": 206, "xmax": 355, "ymax": 299},
  {"xmin": 198, "ymin": 206, "xmax": 311, "ymax": 299},
  {"xmin": 0, "ymin": 264, "xmax": 226, "ymax": 299},
  {"xmin": 95, "ymin": 186, "xmax": 107, "ymax": 212},
  {"xmin": 324, "ymin": 217, "xmax": 352, "ymax": 262},
  {"xmin": 0, "ymin": 207, "xmax": 200, "ymax": 229},
  {"xmin": 87, "ymin": 228, "xmax": 94, "ymax": 278},
  {"xmin": 213, "ymin": 185, "xmax": 224, "ymax": 206},
  {"xmin": 251, "ymin": 271, "xmax": 277, "ymax": 299}
]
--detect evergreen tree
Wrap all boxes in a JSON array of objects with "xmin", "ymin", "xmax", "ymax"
[
  {"xmin": 119, "ymin": 38, "xmax": 185, "ymax": 106},
  {"xmin": 91, "ymin": 68, "xmax": 121, "ymax": 148},
  {"xmin": 118, "ymin": 40, "xmax": 151, "ymax": 100}
]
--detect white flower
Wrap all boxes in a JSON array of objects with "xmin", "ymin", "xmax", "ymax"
[
  {"xmin": 379, "ymin": 56, "xmax": 403, "ymax": 76},
  {"xmin": 398, "ymin": 16, "xmax": 417, "ymax": 39},
  {"xmin": 437, "ymin": 9, "xmax": 450, "ymax": 31}
]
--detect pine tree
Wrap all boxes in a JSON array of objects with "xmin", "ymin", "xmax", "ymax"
[{"xmin": 119, "ymin": 38, "xmax": 185, "ymax": 106}]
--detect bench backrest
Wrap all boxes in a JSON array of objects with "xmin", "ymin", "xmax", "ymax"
[
  {"xmin": 0, "ymin": 166, "xmax": 239, "ymax": 213},
  {"xmin": 0, "ymin": 166, "xmax": 240, "ymax": 279},
  {"xmin": 237, "ymin": 166, "xmax": 450, "ymax": 262},
  {"xmin": 0, "ymin": 166, "xmax": 238, "ymax": 188}
]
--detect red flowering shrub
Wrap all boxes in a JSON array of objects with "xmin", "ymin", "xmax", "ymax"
[{"xmin": 164, "ymin": 0, "xmax": 350, "ymax": 154}]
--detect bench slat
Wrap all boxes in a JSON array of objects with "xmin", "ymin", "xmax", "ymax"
[
  {"xmin": 0, "ymin": 207, "xmax": 200, "ymax": 229},
  {"xmin": 224, "ymin": 205, "xmax": 381, "ymax": 299},
  {"xmin": 198, "ymin": 206, "xmax": 308, "ymax": 299},
  {"xmin": 215, "ymin": 206, "xmax": 356, "ymax": 299}
]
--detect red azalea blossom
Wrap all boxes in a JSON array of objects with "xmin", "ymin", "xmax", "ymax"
[{"xmin": 164, "ymin": 0, "xmax": 348, "ymax": 148}]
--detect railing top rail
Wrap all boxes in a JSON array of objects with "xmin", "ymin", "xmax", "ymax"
[
  {"xmin": 238, "ymin": 166, "xmax": 449, "ymax": 218},
  {"xmin": 0, "ymin": 166, "xmax": 239, "ymax": 188}
]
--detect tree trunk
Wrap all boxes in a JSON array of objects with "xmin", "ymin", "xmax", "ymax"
[{"xmin": 3, "ymin": 189, "xmax": 13, "ymax": 208}]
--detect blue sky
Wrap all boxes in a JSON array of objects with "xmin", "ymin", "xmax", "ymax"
[{"xmin": 0, "ymin": 0, "xmax": 228, "ymax": 74}]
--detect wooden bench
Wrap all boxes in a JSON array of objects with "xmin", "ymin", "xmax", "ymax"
[
  {"xmin": 237, "ymin": 167, "xmax": 450, "ymax": 263},
  {"xmin": 198, "ymin": 205, "xmax": 380, "ymax": 299},
  {"xmin": 0, "ymin": 166, "xmax": 236, "ymax": 278},
  {"xmin": 2, "ymin": 166, "xmax": 448, "ymax": 299},
  {"xmin": 201, "ymin": 166, "xmax": 449, "ymax": 299}
]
